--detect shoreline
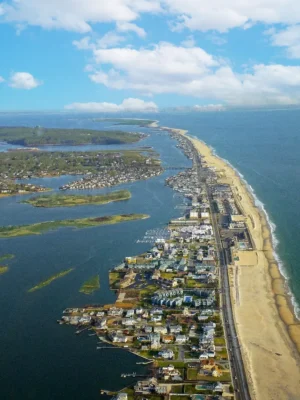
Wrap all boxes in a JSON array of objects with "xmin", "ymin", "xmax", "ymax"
[{"xmin": 163, "ymin": 125, "xmax": 300, "ymax": 399}]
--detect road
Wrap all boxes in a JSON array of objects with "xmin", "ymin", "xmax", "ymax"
[{"xmin": 192, "ymin": 148, "xmax": 252, "ymax": 400}]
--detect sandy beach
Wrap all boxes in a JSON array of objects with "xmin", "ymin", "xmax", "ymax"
[{"xmin": 170, "ymin": 127, "xmax": 300, "ymax": 399}]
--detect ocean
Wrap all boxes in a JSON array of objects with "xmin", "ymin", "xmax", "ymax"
[{"xmin": 0, "ymin": 109, "xmax": 299, "ymax": 398}]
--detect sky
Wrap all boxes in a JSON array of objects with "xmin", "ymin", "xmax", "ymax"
[{"xmin": 1, "ymin": 0, "xmax": 300, "ymax": 112}]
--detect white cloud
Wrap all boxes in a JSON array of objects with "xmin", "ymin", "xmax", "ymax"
[
  {"xmin": 207, "ymin": 34, "xmax": 227, "ymax": 46},
  {"xmin": 83, "ymin": 42, "xmax": 300, "ymax": 105},
  {"xmin": 0, "ymin": 76, "xmax": 5, "ymax": 83},
  {"xmin": 193, "ymin": 104, "xmax": 225, "ymax": 111},
  {"xmin": 181, "ymin": 35, "xmax": 196, "ymax": 48},
  {"xmin": 97, "ymin": 31, "xmax": 126, "ymax": 49},
  {"xmin": 73, "ymin": 36, "xmax": 94, "ymax": 50},
  {"xmin": 116, "ymin": 22, "xmax": 146, "ymax": 38},
  {"xmin": 163, "ymin": 0, "xmax": 300, "ymax": 32},
  {"xmin": 269, "ymin": 25, "xmax": 300, "ymax": 58},
  {"xmin": 9, "ymin": 72, "xmax": 42, "ymax": 89},
  {"xmin": 0, "ymin": 0, "xmax": 161, "ymax": 33},
  {"xmin": 4, "ymin": 0, "xmax": 300, "ymax": 34},
  {"xmin": 90, "ymin": 42, "xmax": 218, "ymax": 93},
  {"xmin": 64, "ymin": 98, "xmax": 158, "ymax": 112}
]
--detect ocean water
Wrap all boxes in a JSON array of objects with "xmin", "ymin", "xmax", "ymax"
[{"xmin": 0, "ymin": 110, "xmax": 300, "ymax": 399}]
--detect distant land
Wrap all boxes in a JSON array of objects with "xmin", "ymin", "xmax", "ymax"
[
  {"xmin": 0, "ymin": 126, "xmax": 144, "ymax": 146},
  {"xmin": 0, "ymin": 213, "xmax": 149, "ymax": 238},
  {"xmin": 94, "ymin": 118, "xmax": 155, "ymax": 126},
  {"xmin": 22, "ymin": 190, "xmax": 131, "ymax": 208}
]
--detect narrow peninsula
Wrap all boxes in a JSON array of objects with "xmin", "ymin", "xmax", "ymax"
[
  {"xmin": 22, "ymin": 190, "xmax": 131, "ymax": 208},
  {"xmin": 0, "ymin": 214, "xmax": 149, "ymax": 238},
  {"xmin": 28, "ymin": 268, "xmax": 74, "ymax": 292}
]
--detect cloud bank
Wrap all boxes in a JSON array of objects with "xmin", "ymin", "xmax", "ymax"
[
  {"xmin": 79, "ymin": 42, "xmax": 300, "ymax": 106},
  {"xmin": 64, "ymin": 98, "xmax": 158, "ymax": 112}
]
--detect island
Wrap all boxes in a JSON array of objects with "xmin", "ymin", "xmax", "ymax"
[
  {"xmin": 22, "ymin": 190, "xmax": 131, "ymax": 208},
  {"xmin": 0, "ymin": 213, "xmax": 149, "ymax": 238},
  {"xmin": 0, "ymin": 126, "xmax": 145, "ymax": 146},
  {"xmin": 0, "ymin": 266, "xmax": 9, "ymax": 275},
  {"xmin": 0, "ymin": 254, "xmax": 15, "ymax": 262},
  {"xmin": 28, "ymin": 268, "xmax": 74, "ymax": 292},
  {"xmin": 79, "ymin": 275, "xmax": 100, "ymax": 294}
]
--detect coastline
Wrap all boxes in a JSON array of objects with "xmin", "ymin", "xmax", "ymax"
[{"xmin": 165, "ymin": 126, "xmax": 300, "ymax": 399}]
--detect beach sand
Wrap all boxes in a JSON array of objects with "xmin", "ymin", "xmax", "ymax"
[{"xmin": 174, "ymin": 129, "xmax": 300, "ymax": 400}]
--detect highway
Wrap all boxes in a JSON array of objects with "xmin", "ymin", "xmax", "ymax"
[{"xmin": 192, "ymin": 148, "xmax": 252, "ymax": 400}]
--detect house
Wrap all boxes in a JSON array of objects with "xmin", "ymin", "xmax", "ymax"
[
  {"xmin": 154, "ymin": 326, "xmax": 168, "ymax": 334},
  {"xmin": 199, "ymin": 353, "xmax": 209, "ymax": 360},
  {"xmin": 108, "ymin": 307, "xmax": 123, "ymax": 317},
  {"xmin": 126, "ymin": 309, "xmax": 135, "ymax": 318},
  {"xmin": 150, "ymin": 333, "xmax": 161, "ymax": 349},
  {"xmin": 162, "ymin": 335, "xmax": 174, "ymax": 344},
  {"xmin": 134, "ymin": 377, "xmax": 158, "ymax": 394},
  {"xmin": 175, "ymin": 335, "xmax": 188, "ymax": 344},
  {"xmin": 169, "ymin": 325, "xmax": 182, "ymax": 334},
  {"xmin": 122, "ymin": 318, "xmax": 136, "ymax": 326},
  {"xmin": 144, "ymin": 325, "xmax": 153, "ymax": 333},
  {"xmin": 110, "ymin": 332, "xmax": 128, "ymax": 343},
  {"xmin": 158, "ymin": 349, "xmax": 174, "ymax": 359}
]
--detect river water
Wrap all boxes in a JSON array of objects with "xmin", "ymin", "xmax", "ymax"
[{"xmin": 0, "ymin": 116, "xmax": 191, "ymax": 399}]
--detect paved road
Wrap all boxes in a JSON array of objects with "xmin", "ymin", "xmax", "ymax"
[{"xmin": 192, "ymin": 149, "xmax": 251, "ymax": 400}]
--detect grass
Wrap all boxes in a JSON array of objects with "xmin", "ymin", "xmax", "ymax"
[
  {"xmin": 22, "ymin": 190, "xmax": 131, "ymax": 208},
  {"xmin": 28, "ymin": 268, "xmax": 74, "ymax": 292},
  {"xmin": 0, "ymin": 266, "xmax": 9, "ymax": 275},
  {"xmin": 187, "ymin": 368, "xmax": 198, "ymax": 380},
  {"xmin": 155, "ymin": 361, "xmax": 185, "ymax": 368},
  {"xmin": 214, "ymin": 337, "xmax": 226, "ymax": 346},
  {"xmin": 79, "ymin": 275, "xmax": 100, "ymax": 294},
  {"xmin": 0, "ymin": 213, "xmax": 149, "ymax": 238},
  {"xmin": 0, "ymin": 254, "xmax": 14, "ymax": 262}
]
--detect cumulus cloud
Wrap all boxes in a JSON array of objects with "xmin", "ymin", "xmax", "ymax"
[
  {"xmin": 83, "ymin": 42, "xmax": 300, "ymax": 105},
  {"xmin": 0, "ymin": 0, "xmax": 161, "ymax": 33},
  {"xmin": 180, "ymin": 35, "xmax": 196, "ymax": 48},
  {"xmin": 64, "ymin": 98, "xmax": 158, "ymax": 112},
  {"xmin": 116, "ymin": 22, "xmax": 146, "ymax": 38},
  {"xmin": 9, "ymin": 72, "xmax": 42, "ymax": 89},
  {"xmin": 163, "ymin": 0, "xmax": 300, "ymax": 32},
  {"xmin": 268, "ymin": 25, "xmax": 300, "ymax": 59},
  {"xmin": 4, "ymin": 0, "xmax": 300, "ymax": 34},
  {"xmin": 0, "ymin": 76, "xmax": 5, "ymax": 83},
  {"xmin": 193, "ymin": 104, "xmax": 225, "ymax": 112}
]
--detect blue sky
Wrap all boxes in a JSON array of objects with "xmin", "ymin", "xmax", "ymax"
[{"xmin": 1, "ymin": 1, "xmax": 300, "ymax": 111}]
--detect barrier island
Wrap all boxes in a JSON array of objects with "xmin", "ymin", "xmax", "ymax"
[
  {"xmin": 79, "ymin": 275, "xmax": 100, "ymax": 295},
  {"xmin": 28, "ymin": 268, "xmax": 74, "ymax": 293},
  {"xmin": 22, "ymin": 190, "xmax": 131, "ymax": 208},
  {"xmin": 0, "ymin": 214, "xmax": 149, "ymax": 238}
]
